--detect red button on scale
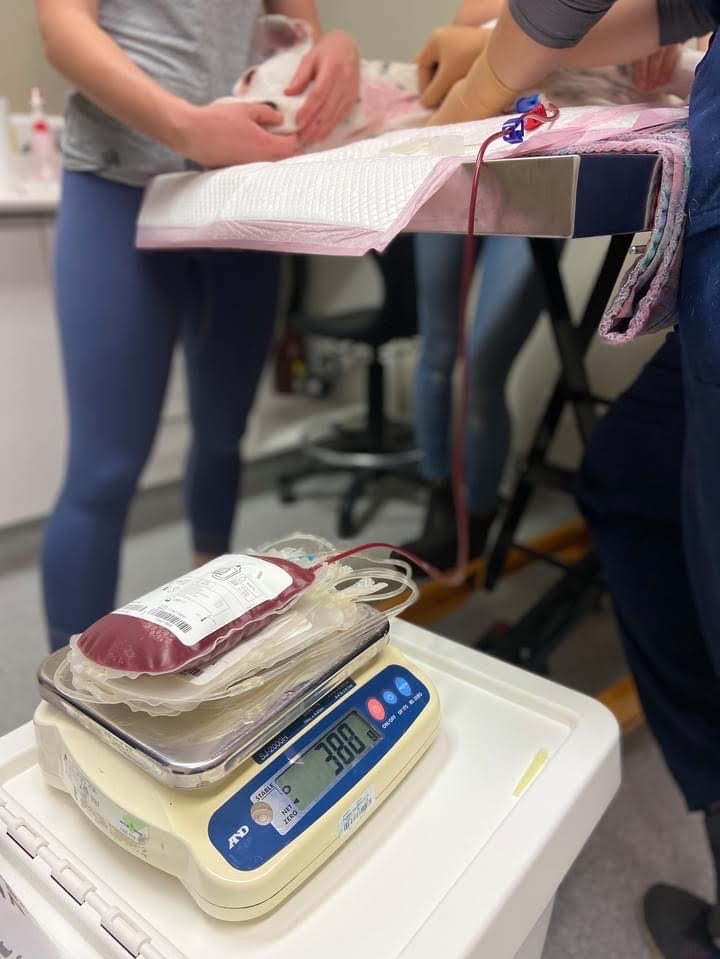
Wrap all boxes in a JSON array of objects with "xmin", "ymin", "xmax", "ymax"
[{"xmin": 366, "ymin": 697, "xmax": 385, "ymax": 721}]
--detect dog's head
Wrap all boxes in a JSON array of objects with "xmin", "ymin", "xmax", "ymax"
[{"xmin": 233, "ymin": 15, "xmax": 315, "ymax": 133}]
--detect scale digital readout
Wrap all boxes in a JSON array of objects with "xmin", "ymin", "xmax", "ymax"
[{"xmin": 271, "ymin": 710, "xmax": 381, "ymax": 817}]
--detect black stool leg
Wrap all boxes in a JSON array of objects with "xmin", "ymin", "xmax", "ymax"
[
  {"xmin": 367, "ymin": 348, "xmax": 384, "ymax": 452},
  {"xmin": 278, "ymin": 463, "xmax": 347, "ymax": 504},
  {"xmin": 338, "ymin": 469, "xmax": 386, "ymax": 538}
]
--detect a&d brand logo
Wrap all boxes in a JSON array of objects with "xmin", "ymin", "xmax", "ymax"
[{"xmin": 228, "ymin": 824, "xmax": 250, "ymax": 849}]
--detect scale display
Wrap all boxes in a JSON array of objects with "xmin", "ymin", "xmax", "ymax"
[
  {"xmin": 274, "ymin": 711, "xmax": 381, "ymax": 812},
  {"xmin": 208, "ymin": 661, "xmax": 435, "ymax": 875}
]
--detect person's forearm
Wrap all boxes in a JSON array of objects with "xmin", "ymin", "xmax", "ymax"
[
  {"xmin": 563, "ymin": 0, "xmax": 716, "ymax": 66},
  {"xmin": 264, "ymin": 0, "xmax": 322, "ymax": 38},
  {"xmin": 555, "ymin": 0, "xmax": 662, "ymax": 68},
  {"xmin": 36, "ymin": 1, "xmax": 191, "ymax": 151},
  {"xmin": 484, "ymin": 8, "xmax": 587, "ymax": 93},
  {"xmin": 490, "ymin": 0, "xmax": 714, "ymax": 91},
  {"xmin": 487, "ymin": 0, "xmax": 659, "ymax": 91},
  {"xmin": 453, "ymin": 0, "xmax": 504, "ymax": 27}
]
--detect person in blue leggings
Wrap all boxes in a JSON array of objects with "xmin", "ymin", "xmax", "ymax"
[
  {"xmin": 42, "ymin": 172, "xmax": 281, "ymax": 649},
  {"xmin": 402, "ymin": 232, "xmax": 547, "ymax": 569},
  {"xmin": 37, "ymin": 0, "xmax": 360, "ymax": 651}
]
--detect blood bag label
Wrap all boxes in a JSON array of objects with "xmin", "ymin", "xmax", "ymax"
[
  {"xmin": 113, "ymin": 555, "xmax": 293, "ymax": 647},
  {"xmin": 339, "ymin": 786, "xmax": 376, "ymax": 837}
]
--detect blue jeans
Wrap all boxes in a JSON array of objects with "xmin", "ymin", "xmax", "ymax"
[
  {"xmin": 577, "ymin": 227, "xmax": 720, "ymax": 811},
  {"xmin": 413, "ymin": 233, "xmax": 547, "ymax": 514},
  {"xmin": 42, "ymin": 172, "xmax": 279, "ymax": 649}
]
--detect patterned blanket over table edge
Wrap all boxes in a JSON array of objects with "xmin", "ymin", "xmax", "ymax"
[{"xmin": 544, "ymin": 119, "xmax": 689, "ymax": 343}]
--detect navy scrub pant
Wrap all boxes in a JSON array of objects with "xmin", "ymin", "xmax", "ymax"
[
  {"xmin": 42, "ymin": 171, "xmax": 279, "ymax": 649},
  {"xmin": 577, "ymin": 227, "xmax": 720, "ymax": 812}
]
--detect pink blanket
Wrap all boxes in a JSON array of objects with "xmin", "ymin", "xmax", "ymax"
[
  {"xmin": 508, "ymin": 113, "xmax": 690, "ymax": 342},
  {"xmin": 138, "ymin": 106, "xmax": 690, "ymax": 344},
  {"xmin": 584, "ymin": 122, "xmax": 689, "ymax": 343}
]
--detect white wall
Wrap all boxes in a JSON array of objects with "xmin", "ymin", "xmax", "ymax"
[
  {"xmin": 316, "ymin": 0, "xmax": 459, "ymax": 60},
  {"xmin": 0, "ymin": 1, "xmax": 66, "ymax": 113}
]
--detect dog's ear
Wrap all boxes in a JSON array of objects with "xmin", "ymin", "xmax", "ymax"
[{"xmin": 253, "ymin": 15, "xmax": 313, "ymax": 56}]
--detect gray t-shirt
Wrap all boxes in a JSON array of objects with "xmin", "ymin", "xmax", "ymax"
[
  {"xmin": 509, "ymin": 0, "xmax": 716, "ymax": 49},
  {"xmin": 62, "ymin": 0, "xmax": 263, "ymax": 186}
]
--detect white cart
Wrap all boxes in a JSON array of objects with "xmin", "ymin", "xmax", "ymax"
[{"xmin": 0, "ymin": 620, "xmax": 619, "ymax": 959}]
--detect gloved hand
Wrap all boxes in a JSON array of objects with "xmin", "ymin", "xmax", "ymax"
[
  {"xmin": 415, "ymin": 25, "xmax": 493, "ymax": 109},
  {"xmin": 427, "ymin": 49, "xmax": 518, "ymax": 126}
]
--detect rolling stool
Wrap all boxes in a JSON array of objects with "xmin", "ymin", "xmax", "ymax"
[{"xmin": 278, "ymin": 235, "xmax": 421, "ymax": 538}]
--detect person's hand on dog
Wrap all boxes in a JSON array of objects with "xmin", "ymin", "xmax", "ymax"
[
  {"xmin": 177, "ymin": 101, "xmax": 298, "ymax": 166},
  {"xmin": 285, "ymin": 31, "xmax": 360, "ymax": 145}
]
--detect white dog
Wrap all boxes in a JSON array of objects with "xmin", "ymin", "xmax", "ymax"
[
  {"xmin": 231, "ymin": 15, "xmax": 700, "ymax": 153},
  {"xmin": 231, "ymin": 16, "xmax": 429, "ymax": 151}
]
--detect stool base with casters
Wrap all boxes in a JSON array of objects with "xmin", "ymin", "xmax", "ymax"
[
  {"xmin": 276, "ymin": 237, "xmax": 420, "ymax": 537},
  {"xmin": 279, "ymin": 409, "xmax": 421, "ymax": 539}
]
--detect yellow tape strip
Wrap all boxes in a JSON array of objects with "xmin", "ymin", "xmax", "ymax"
[{"xmin": 512, "ymin": 749, "xmax": 549, "ymax": 798}]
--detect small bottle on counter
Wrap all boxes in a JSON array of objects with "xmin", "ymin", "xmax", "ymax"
[{"xmin": 29, "ymin": 86, "xmax": 58, "ymax": 182}]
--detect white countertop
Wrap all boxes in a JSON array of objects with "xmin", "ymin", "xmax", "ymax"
[{"xmin": 0, "ymin": 179, "xmax": 59, "ymax": 216}]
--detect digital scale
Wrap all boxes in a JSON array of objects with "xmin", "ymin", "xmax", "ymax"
[{"xmin": 33, "ymin": 622, "xmax": 440, "ymax": 921}]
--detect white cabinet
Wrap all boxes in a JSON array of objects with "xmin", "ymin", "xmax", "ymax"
[
  {"xmin": 0, "ymin": 215, "xmax": 65, "ymax": 528},
  {"xmin": 0, "ymin": 214, "xmax": 192, "ymax": 529}
]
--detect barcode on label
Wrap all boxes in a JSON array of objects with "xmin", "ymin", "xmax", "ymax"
[
  {"xmin": 339, "ymin": 787, "xmax": 375, "ymax": 837},
  {"xmin": 342, "ymin": 798, "xmax": 371, "ymax": 831},
  {"xmin": 146, "ymin": 607, "xmax": 193, "ymax": 634}
]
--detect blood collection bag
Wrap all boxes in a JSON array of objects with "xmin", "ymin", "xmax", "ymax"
[{"xmin": 76, "ymin": 554, "xmax": 316, "ymax": 675}]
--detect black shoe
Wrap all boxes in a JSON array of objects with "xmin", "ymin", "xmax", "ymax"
[
  {"xmin": 642, "ymin": 884, "xmax": 720, "ymax": 958},
  {"xmin": 393, "ymin": 480, "xmax": 495, "ymax": 578}
]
